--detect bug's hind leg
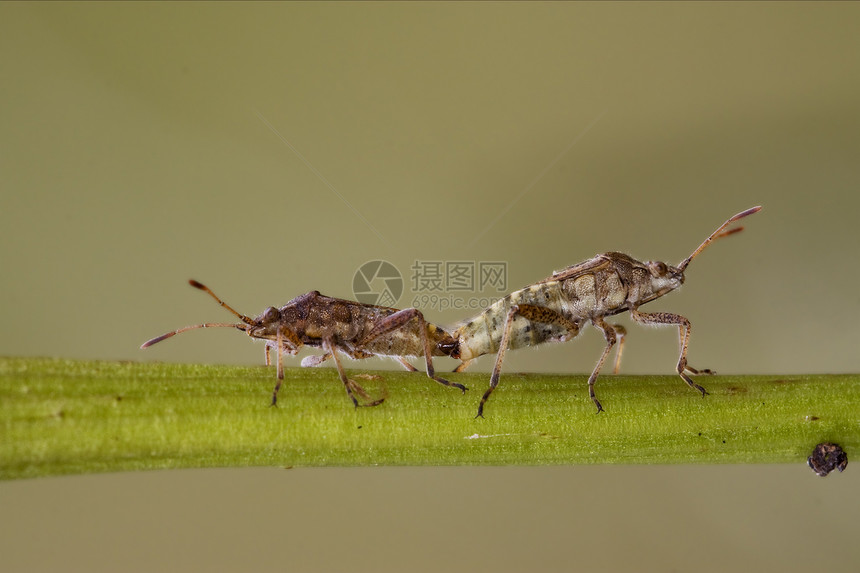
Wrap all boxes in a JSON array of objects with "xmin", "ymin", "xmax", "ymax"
[
  {"xmin": 477, "ymin": 304, "xmax": 580, "ymax": 418},
  {"xmin": 359, "ymin": 308, "xmax": 466, "ymax": 393},
  {"xmin": 396, "ymin": 357, "xmax": 418, "ymax": 372}
]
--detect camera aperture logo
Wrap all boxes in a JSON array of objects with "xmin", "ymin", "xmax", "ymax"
[
  {"xmin": 352, "ymin": 260, "xmax": 403, "ymax": 307},
  {"xmin": 353, "ymin": 259, "xmax": 508, "ymax": 312}
]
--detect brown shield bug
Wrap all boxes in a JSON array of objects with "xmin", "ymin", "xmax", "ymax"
[{"xmin": 142, "ymin": 280, "xmax": 465, "ymax": 407}]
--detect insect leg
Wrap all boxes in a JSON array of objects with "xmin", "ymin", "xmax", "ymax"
[
  {"xmin": 629, "ymin": 309, "xmax": 708, "ymax": 398},
  {"xmin": 611, "ymin": 324, "xmax": 627, "ymax": 375},
  {"xmin": 453, "ymin": 359, "xmax": 474, "ymax": 373},
  {"xmin": 477, "ymin": 304, "xmax": 580, "ymax": 418},
  {"xmin": 673, "ymin": 327, "xmax": 713, "ymax": 375},
  {"xmin": 324, "ymin": 338, "xmax": 385, "ymax": 408},
  {"xmin": 684, "ymin": 364, "xmax": 714, "ymax": 375},
  {"xmin": 588, "ymin": 318, "xmax": 626, "ymax": 413},
  {"xmin": 396, "ymin": 358, "xmax": 419, "ymax": 372},
  {"xmin": 270, "ymin": 328, "xmax": 304, "ymax": 407},
  {"xmin": 302, "ymin": 349, "xmax": 374, "ymax": 367},
  {"xmin": 265, "ymin": 339, "xmax": 294, "ymax": 367},
  {"xmin": 270, "ymin": 329, "xmax": 285, "ymax": 406},
  {"xmin": 360, "ymin": 309, "xmax": 467, "ymax": 393}
]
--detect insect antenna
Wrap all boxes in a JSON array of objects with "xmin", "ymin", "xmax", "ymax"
[
  {"xmin": 140, "ymin": 322, "xmax": 246, "ymax": 348},
  {"xmin": 139, "ymin": 280, "xmax": 257, "ymax": 349},
  {"xmin": 188, "ymin": 279, "xmax": 257, "ymax": 326},
  {"xmin": 678, "ymin": 206, "xmax": 761, "ymax": 272}
]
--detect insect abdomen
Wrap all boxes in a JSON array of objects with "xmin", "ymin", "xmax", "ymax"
[{"xmin": 455, "ymin": 282, "xmax": 570, "ymax": 360}]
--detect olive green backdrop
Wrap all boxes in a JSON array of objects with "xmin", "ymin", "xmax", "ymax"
[{"xmin": 1, "ymin": 3, "xmax": 858, "ymax": 572}]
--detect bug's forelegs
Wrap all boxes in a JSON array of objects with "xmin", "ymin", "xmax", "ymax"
[
  {"xmin": 269, "ymin": 327, "xmax": 304, "ymax": 406},
  {"xmin": 270, "ymin": 330, "xmax": 285, "ymax": 406},
  {"xmin": 629, "ymin": 309, "xmax": 709, "ymax": 398},
  {"xmin": 674, "ymin": 324, "xmax": 714, "ymax": 375}
]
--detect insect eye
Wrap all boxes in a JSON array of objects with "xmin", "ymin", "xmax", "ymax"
[
  {"xmin": 262, "ymin": 307, "xmax": 280, "ymax": 323},
  {"xmin": 648, "ymin": 261, "xmax": 668, "ymax": 277}
]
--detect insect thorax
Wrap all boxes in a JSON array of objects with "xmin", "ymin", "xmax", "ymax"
[{"xmin": 454, "ymin": 263, "xmax": 637, "ymax": 361}]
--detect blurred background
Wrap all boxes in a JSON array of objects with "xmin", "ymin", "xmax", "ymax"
[{"xmin": 2, "ymin": 3, "xmax": 858, "ymax": 571}]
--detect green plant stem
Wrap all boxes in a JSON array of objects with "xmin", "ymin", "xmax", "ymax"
[{"xmin": 1, "ymin": 357, "xmax": 856, "ymax": 480}]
